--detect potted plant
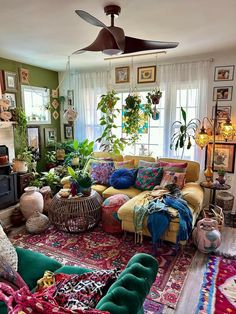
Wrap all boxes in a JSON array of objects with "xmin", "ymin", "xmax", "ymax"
[
  {"xmin": 216, "ymin": 168, "xmax": 226, "ymax": 185},
  {"xmin": 64, "ymin": 140, "xmax": 80, "ymax": 166},
  {"xmin": 13, "ymin": 148, "xmax": 33, "ymax": 173},
  {"xmin": 170, "ymin": 107, "xmax": 200, "ymax": 158},
  {"xmin": 45, "ymin": 150, "xmax": 57, "ymax": 171},
  {"xmin": 146, "ymin": 88, "xmax": 162, "ymax": 105},
  {"xmin": 68, "ymin": 166, "xmax": 93, "ymax": 196},
  {"xmin": 40, "ymin": 170, "xmax": 61, "ymax": 195},
  {"xmin": 96, "ymin": 90, "xmax": 127, "ymax": 154}
]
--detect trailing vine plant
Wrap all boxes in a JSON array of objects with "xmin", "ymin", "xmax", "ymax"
[
  {"xmin": 123, "ymin": 93, "xmax": 153, "ymax": 143},
  {"xmin": 96, "ymin": 90, "xmax": 127, "ymax": 154}
]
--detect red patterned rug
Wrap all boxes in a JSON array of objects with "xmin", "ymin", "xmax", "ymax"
[
  {"xmin": 10, "ymin": 226, "xmax": 195, "ymax": 310},
  {"xmin": 196, "ymin": 255, "xmax": 236, "ymax": 314}
]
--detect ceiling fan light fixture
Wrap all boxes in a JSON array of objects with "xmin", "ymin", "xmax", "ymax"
[{"xmin": 103, "ymin": 48, "xmax": 123, "ymax": 56}]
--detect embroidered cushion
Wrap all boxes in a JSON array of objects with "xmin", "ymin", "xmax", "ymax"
[
  {"xmin": 0, "ymin": 225, "xmax": 17, "ymax": 271},
  {"xmin": 83, "ymin": 157, "xmax": 114, "ymax": 174},
  {"xmin": 159, "ymin": 161, "xmax": 188, "ymax": 173},
  {"xmin": 114, "ymin": 159, "xmax": 135, "ymax": 169},
  {"xmin": 135, "ymin": 167, "xmax": 163, "ymax": 190},
  {"xmin": 160, "ymin": 171, "xmax": 186, "ymax": 189},
  {"xmin": 138, "ymin": 160, "xmax": 160, "ymax": 168},
  {"xmin": 109, "ymin": 169, "xmax": 137, "ymax": 189},
  {"xmin": 91, "ymin": 162, "xmax": 115, "ymax": 186}
]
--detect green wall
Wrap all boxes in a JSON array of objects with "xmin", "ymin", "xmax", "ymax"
[{"xmin": 0, "ymin": 56, "xmax": 60, "ymax": 170}]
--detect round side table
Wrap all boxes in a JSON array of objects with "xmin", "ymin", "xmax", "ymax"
[
  {"xmin": 48, "ymin": 190, "xmax": 103, "ymax": 233},
  {"xmin": 200, "ymin": 181, "xmax": 231, "ymax": 206}
]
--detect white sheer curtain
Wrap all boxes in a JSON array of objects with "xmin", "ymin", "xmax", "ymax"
[
  {"xmin": 71, "ymin": 71, "xmax": 108, "ymax": 147},
  {"xmin": 158, "ymin": 60, "xmax": 210, "ymax": 166}
]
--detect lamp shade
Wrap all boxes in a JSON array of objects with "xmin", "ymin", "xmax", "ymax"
[
  {"xmin": 221, "ymin": 117, "xmax": 234, "ymax": 141},
  {"xmin": 195, "ymin": 127, "xmax": 210, "ymax": 149}
]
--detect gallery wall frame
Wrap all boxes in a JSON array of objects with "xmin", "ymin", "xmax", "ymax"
[
  {"xmin": 137, "ymin": 66, "xmax": 156, "ymax": 83},
  {"xmin": 213, "ymin": 86, "xmax": 233, "ymax": 101},
  {"xmin": 27, "ymin": 126, "xmax": 40, "ymax": 156},
  {"xmin": 64, "ymin": 124, "xmax": 74, "ymax": 139},
  {"xmin": 0, "ymin": 70, "xmax": 18, "ymax": 92},
  {"xmin": 211, "ymin": 105, "xmax": 231, "ymax": 120},
  {"xmin": 44, "ymin": 127, "xmax": 57, "ymax": 147},
  {"xmin": 115, "ymin": 66, "xmax": 130, "ymax": 83},
  {"xmin": 214, "ymin": 65, "xmax": 235, "ymax": 81},
  {"xmin": 205, "ymin": 142, "xmax": 236, "ymax": 173},
  {"xmin": 3, "ymin": 93, "xmax": 16, "ymax": 109}
]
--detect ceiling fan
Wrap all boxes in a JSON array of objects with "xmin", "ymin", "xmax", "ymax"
[{"xmin": 73, "ymin": 5, "xmax": 179, "ymax": 56}]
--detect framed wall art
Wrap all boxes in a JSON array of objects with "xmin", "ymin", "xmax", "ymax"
[
  {"xmin": 212, "ymin": 105, "xmax": 231, "ymax": 120},
  {"xmin": 137, "ymin": 66, "xmax": 156, "ymax": 83},
  {"xmin": 115, "ymin": 66, "xmax": 130, "ymax": 83},
  {"xmin": 27, "ymin": 126, "xmax": 40, "ymax": 156},
  {"xmin": 214, "ymin": 65, "xmax": 235, "ymax": 81},
  {"xmin": 44, "ymin": 127, "xmax": 57, "ymax": 147},
  {"xmin": 19, "ymin": 68, "xmax": 29, "ymax": 84},
  {"xmin": 1, "ymin": 71, "xmax": 18, "ymax": 92},
  {"xmin": 64, "ymin": 124, "xmax": 74, "ymax": 139},
  {"xmin": 213, "ymin": 86, "xmax": 233, "ymax": 101},
  {"xmin": 3, "ymin": 93, "xmax": 16, "ymax": 109},
  {"xmin": 205, "ymin": 143, "xmax": 235, "ymax": 173}
]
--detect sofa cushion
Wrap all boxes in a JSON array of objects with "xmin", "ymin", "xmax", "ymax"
[
  {"xmin": 92, "ymin": 184, "xmax": 108, "ymax": 195},
  {"xmin": 110, "ymin": 169, "xmax": 136, "ymax": 189},
  {"xmin": 114, "ymin": 159, "xmax": 135, "ymax": 169},
  {"xmin": 91, "ymin": 161, "xmax": 115, "ymax": 185},
  {"xmin": 102, "ymin": 186, "xmax": 141, "ymax": 199},
  {"xmin": 124, "ymin": 155, "xmax": 156, "ymax": 168},
  {"xmin": 55, "ymin": 265, "xmax": 91, "ymax": 275},
  {"xmin": 92, "ymin": 152, "xmax": 123, "ymax": 161},
  {"xmin": 159, "ymin": 161, "xmax": 188, "ymax": 173},
  {"xmin": 16, "ymin": 247, "xmax": 61, "ymax": 290},
  {"xmin": 0, "ymin": 224, "xmax": 18, "ymax": 271},
  {"xmin": 182, "ymin": 182, "xmax": 204, "ymax": 212},
  {"xmin": 135, "ymin": 167, "xmax": 163, "ymax": 190},
  {"xmin": 159, "ymin": 158, "xmax": 200, "ymax": 183},
  {"xmin": 160, "ymin": 171, "xmax": 186, "ymax": 189},
  {"xmin": 138, "ymin": 160, "xmax": 160, "ymax": 168}
]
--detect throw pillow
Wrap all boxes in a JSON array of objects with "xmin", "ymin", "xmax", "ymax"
[
  {"xmin": 0, "ymin": 225, "xmax": 18, "ymax": 271},
  {"xmin": 160, "ymin": 161, "xmax": 188, "ymax": 173},
  {"xmin": 138, "ymin": 160, "xmax": 160, "ymax": 168},
  {"xmin": 83, "ymin": 157, "xmax": 114, "ymax": 174},
  {"xmin": 91, "ymin": 161, "xmax": 115, "ymax": 186},
  {"xmin": 135, "ymin": 167, "xmax": 163, "ymax": 190},
  {"xmin": 160, "ymin": 171, "xmax": 186, "ymax": 189},
  {"xmin": 114, "ymin": 159, "xmax": 135, "ymax": 169},
  {"xmin": 109, "ymin": 169, "xmax": 136, "ymax": 189}
]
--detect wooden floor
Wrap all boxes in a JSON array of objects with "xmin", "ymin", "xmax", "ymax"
[{"xmin": 164, "ymin": 227, "xmax": 236, "ymax": 314}]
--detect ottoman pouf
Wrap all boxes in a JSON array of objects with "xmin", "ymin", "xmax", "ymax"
[{"xmin": 102, "ymin": 194, "xmax": 129, "ymax": 233}]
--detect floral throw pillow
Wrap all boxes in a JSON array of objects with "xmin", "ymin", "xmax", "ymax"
[
  {"xmin": 135, "ymin": 167, "xmax": 163, "ymax": 191},
  {"xmin": 91, "ymin": 162, "xmax": 115, "ymax": 186},
  {"xmin": 160, "ymin": 171, "xmax": 186, "ymax": 189}
]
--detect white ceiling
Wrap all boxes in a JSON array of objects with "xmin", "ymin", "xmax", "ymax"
[{"xmin": 0, "ymin": 0, "xmax": 236, "ymax": 72}]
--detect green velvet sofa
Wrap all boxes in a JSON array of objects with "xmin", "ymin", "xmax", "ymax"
[{"xmin": 0, "ymin": 247, "xmax": 158, "ymax": 314}]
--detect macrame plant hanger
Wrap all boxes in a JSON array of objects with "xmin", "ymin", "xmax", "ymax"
[{"xmin": 151, "ymin": 53, "xmax": 160, "ymax": 121}]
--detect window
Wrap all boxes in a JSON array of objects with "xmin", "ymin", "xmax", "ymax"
[{"xmin": 21, "ymin": 85, "xmax": 51, "ymax": 124}]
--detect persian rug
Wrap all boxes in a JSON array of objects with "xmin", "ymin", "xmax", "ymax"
[
  {"xmin": 10, "ymin": 226, "xmax": 195, "ymax": 310},
  {"xmin": 196, "ymin": 255, "xmax": 236, "ymax": 314}
]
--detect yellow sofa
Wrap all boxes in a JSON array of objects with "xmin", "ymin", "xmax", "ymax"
[{"xmin": 91, "ymin": 153, "xmax": 204, "ymax": 244}]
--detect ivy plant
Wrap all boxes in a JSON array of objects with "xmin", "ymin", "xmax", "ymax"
[{"xmin": 96, "ymin": 90, "xmax": 127, "ymax": 154}]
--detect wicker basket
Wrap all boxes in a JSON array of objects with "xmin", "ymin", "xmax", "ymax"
[
  {"xmin": 203, "ymin": 204, "xmax": 224, "ymax": 231},
  {"xmin": 48, "ymin": 190, "xmax": 103, "ymax": 233},
  {"xmin": 216, "ymin": 191, "xmax": 234, "ymax": 212}
]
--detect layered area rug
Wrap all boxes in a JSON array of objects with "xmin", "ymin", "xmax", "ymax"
[
  {"xmin": 196, "ymin": 255, "xmax": 236, "ymax": 314},
  {"xmin": 10, "ymin": 226, "xmax": 196, "ymax": 312}
]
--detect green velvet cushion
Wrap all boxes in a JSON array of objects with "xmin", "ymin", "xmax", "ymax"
[
  {"xmin": 54, "ymin": 265, "xmax": 91, "ymax": 275},
  {"xmin": 16, "ymin": 247, "xmax": 62, "ymax": 290},
  {"xmin": 0, "ymin": 302, "xmax": 7, "ymax": 314}
]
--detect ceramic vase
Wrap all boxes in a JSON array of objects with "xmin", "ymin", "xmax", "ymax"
[
  {"xmin": 20, "ymin": 186, "xmax": 44, "ymax": 219},
  {"xmin": 26, "ymin": 211, "xmax": 50, "ymax": 234},
  {"xmin": 192, "ymin": 218, "xmax": 221, "ymax": 253},
  {"xmin": 40, "ymin": 186, "xmax": 53, "ymax": 213},
  {"xmin": 216, "ymin": 175, "xmax": 225, "ymax": 185},
  {"xmin": 204, "ymin": 166, "xmax": 213, "ymax": 184}
]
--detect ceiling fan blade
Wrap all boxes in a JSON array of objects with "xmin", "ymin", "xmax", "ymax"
[
  {"xmin": 73, "ymin": 28, "xmax": 119, "ymax": 54},
  {"xmin": 75, "ymin": 10, "xmax": 107, "ymax": 28},
  {"xmin": 108, "ymin": 26, "xmax": 125, "ymax": 52},
  {"xmin": 123, "ymin": 36, "xmax": 179, "ymax": 54}
]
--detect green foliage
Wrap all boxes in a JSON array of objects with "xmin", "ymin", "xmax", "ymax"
[
  {"xmin": 40, "ymin": 170, "xmax": 60, "ymax": 192},
  {"xmin": 64, "ymin": 139, "xmax": 94, "ymax": 168},
  {"xmin": 96, "ymin": 90, "xmax": 127, "ymax": 154},
  {"xmin": 123, "ymin": 94, "xmax": 153, "ymax": 144},
  {"xmin": 14, "ymin": 106, "xmax": 28, "ymax": 157},
  {"xmin": 67, "ymin": 167, "xmax": 92, "ymax": 188},
  {"xmin": 217, "ymin": 168, "xmax": 226, "ymax": 176},
  {"xmin": 170, "ymin": 107, "xmax": 200, "ymax": 158},
  {"xmin": 146, "ymin": 88, "xmax": 162, "ymax": 104},
  {"xmin": 45, "ymin": 151, "xmax": 57, "ymax": 163}
]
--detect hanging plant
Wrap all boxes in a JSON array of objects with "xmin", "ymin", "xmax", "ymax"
[
  {"xmin": 123, "ymin": 93, "xmax": 153, "ymax": 143},
  {"xmin": 96, "ymin": 90, "xmax": 127, "ymax": 154},
  {"xmin": 146, "ymin": 88, "xmax": 162, "ymax": 105},
  {"xmin": 170, "ymin": 107, "xmax": 200, "ymax": 158}
]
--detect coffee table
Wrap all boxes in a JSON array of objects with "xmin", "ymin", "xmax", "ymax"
[{"xmin": 48, "ymin": 190, "xmax": 103, "ymax": 233}]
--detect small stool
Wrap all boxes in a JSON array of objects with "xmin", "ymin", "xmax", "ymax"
[{"xmin": 102, "ymin": 194, "xmax": 129, "ymax": 233}]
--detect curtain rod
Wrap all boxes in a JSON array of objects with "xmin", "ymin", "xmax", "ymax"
[
  {"xmin": 157, "ymin": 57, "xmax": 214, "ymax": 66},
  {"xmin": 104, "ymin": 50, "xmax": 167, "ymax": 60}
]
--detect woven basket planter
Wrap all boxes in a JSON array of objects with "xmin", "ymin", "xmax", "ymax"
[{"xmin": 48, "ymin": 190, "xmax": 103, "ymax": 233}]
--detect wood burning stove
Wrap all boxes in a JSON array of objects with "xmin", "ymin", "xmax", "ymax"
[{"xmin": 0, "ymin": 145, "xmax": 18, "ymax": 209}]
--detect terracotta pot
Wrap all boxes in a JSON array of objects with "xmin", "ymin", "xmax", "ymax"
[
  {"xmin": 20, "ymin": 186, "xmax": 44, "ymax": 219},
  {"xmin": 12, "ymin": 160, "xmax": 28, "ymax": 173}
]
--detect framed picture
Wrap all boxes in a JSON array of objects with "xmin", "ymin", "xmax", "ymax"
[
  {"xmin": 19, "ymin": 68, "xmax": 29, "ymax": 84},
  {"xmin": 214, "ymin": 65, "xmax": 235, "ymax": 81},
  {"xmin": 137, "ymin": 66, "xmax": 156, "ymax": 83},
  {"xmin": 64, "ymin": 124, "xmax": 74, "ymax": 139},
  {"xmin": 51, "ymin": 89, "xmax": 58, "ymax": 98},
  {"xmin": 115, "ymin": 66, "xmax": 130, "ymax": 83},
  {"xmin": 44, "ymin": 127, "xmax": 57, "ymax": 147},
  {"xmin": 3, "ymin": 93, "xmax": 16, "ymax": 109},
  {"xmin": 205, "ymin": 143, "xmax": 236, "ymax": 173},
  {"xmin": 213, "ymin": 86, "xmax": 233, "ymax": 101},
  {"xmin": 1, "ymin": 71, "xmax": 18, "ymax": 92},
  {"xmin": 212, "ymin": 105, "xmax": 231, "ymax": 120},
  {"xmin": 27, "ymin": 126, "xmax": 40, "ymax": 156}
]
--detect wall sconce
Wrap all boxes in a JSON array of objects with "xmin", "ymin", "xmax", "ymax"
[{"xmin": 221, "ymin": 116, "xmax": 235, "ymax": 141}]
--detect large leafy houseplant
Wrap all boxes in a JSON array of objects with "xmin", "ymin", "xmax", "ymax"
[
  {"xmin": 170, "ymin": 107, "xmax": 200, "ymax": 158},
  {"xmin": 96, "ymin": 90, "xmax": 126, "ymax": 154},
  {"xmin": 123, "ymin": 93, "xmax": 152, "ymax": 143},
  {"xmin": 64, "ymin": 139, "xmax": 94, "ymax": 169}
]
